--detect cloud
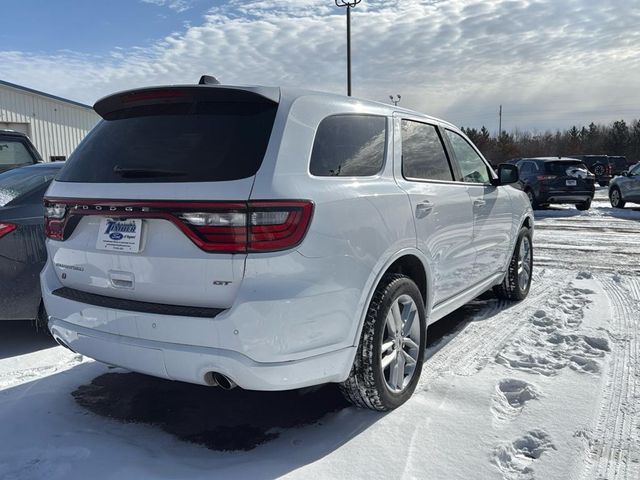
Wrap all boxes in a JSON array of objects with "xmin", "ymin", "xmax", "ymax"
[
  {"xmin": 140, "ymin": 0, "xmax": 193, "ymax": 13},
  {"xmin": 1, "ymin": 0, "xmax": 638, "ymax": 130}
]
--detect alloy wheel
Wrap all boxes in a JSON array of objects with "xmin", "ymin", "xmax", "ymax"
[
  {"xmin": 611, "ymin": 189, "xmax": 620, "ymax": 207},
  {"xmin": 518, "ymin": 235, "xmax": 532, "ymax": 288},
  {"xmin": 380, "ymin": 294, "xmax": 421, "ymax": 393}
]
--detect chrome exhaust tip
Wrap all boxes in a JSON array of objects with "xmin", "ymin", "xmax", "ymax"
[{"xmin": 211, "ymin": 372, "xmax": 237, "ymax": 390}]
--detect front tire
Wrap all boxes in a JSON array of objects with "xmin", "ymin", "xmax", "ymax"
[
  {"xmin": 340, "ymin": 274, "xmax": 426, "ymax": 411},
  {"xmin": 610, "ymin": 187, "xmax": 625, "ymax": 208},
  {"xmin": 494, "ymin": 227, "xmax": 533, "ymax": 301}
]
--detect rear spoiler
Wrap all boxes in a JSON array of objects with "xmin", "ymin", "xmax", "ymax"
[{"xmin": 94, "ymin": 85, "xmax": 280, "ymax": 119}]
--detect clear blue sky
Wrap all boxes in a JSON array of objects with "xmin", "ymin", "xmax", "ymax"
[{"xmin": 0, "ymin": 0, "xmax": 218, "ymax": 54}]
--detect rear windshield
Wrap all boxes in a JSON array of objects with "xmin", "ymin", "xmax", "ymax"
[
  {"xmin": 545, "ymin": 161, "xmax": 587, "ymax": 175},
  {"xmin": 57, "ymin": 102, "xmax": 278, "ymax": 183},
  {"xmin": 0, "ymin": 167, "xmax": 58, "ymax": 207},
  {"xmin": 0, "ymin": 139, "xmax": 37, "ymax": 167}
]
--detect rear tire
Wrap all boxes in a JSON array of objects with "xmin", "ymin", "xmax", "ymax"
[
  {"xmin": 35, "ymin": 302, "xmax": 51, "ymax": 336},
  {"xmin": 494, "ymin": 227, "xmax": 533, "ymax": 301},
  {"xmin": 576, "ymin": 199, "xmax": 592, "ymax": 211},
  {"xmin": 610, "ymin": 187, "xmax": 625, "ymax": 208},
  {"xmin": 340, "ymin": 274, "xmax": 426, "ymax": 411},
  {"xmin": 525, "ymin": 189, "xmax": 539, "ymax": 209}
]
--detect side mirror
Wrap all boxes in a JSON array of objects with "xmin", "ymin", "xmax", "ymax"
[{"xmin": 493, "ymin": 163, "xmax": 519, "ymax": 185}]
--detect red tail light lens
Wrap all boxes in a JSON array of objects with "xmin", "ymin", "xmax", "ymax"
[
  {"xmin": 43, "ymin": 198, "xmax": 314, "ymax": 253},
  {"xmin": 44, "ymin": 203, "xmax": 68, "ymax": 240},
  {"xmin": 0, "ymin": 223, "xmax": 17, "ymax": 239},
  {"xmin": 248, "ymin": 202, "xmax": 314, "ymax": 252},
  {"xmin": 536, "ymin": 175, "xmax": 557, "ymax": 181}
]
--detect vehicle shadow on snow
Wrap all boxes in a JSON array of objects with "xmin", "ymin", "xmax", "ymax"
[
  {"xmin": 68, "ymin": 300, "xmax": 489, "ymax": 456},
  {"xmin": 0, "ymin": 320, "xmax": 56, "ymax": 359},
  {"xmin": 72, "ymin": 372, "xmax": 353, "ymax": 452}
]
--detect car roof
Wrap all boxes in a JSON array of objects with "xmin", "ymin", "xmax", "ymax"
[
  {"xmin": 2, "ymin": 162, "xmax": 64, "ymax": 173},
  {"xmin": 0, "ymin": 129, "xmax": 29, "ymax": 138},
  {"xmin": 94, "ymin": 84, "xmax": 459, "ymax": 131},
  {"xmin": 519, "ymin": 157, "xmax": 584, "ymax": 162}
]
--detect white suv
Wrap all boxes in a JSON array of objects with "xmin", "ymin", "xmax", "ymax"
[{"xmin": 42, "ymin": 81, "xmax": 533, "ymax": 410}]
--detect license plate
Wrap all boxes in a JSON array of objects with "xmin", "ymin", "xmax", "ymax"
[
  {"xmin": 566, "ymin": 179, "xmax": 577, "ymax": 186},
  {"xmin": 96, "ymin": 218, "xmax": 143, "ymax": 253}
]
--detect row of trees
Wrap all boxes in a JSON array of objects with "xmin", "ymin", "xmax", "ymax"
[{"xmin": 461, "ymin": 119, "xmax": 640, "ymax": 165}]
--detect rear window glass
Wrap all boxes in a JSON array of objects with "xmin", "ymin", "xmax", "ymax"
[
  {"xmin": 0, "ymin": 167, "xmax": 58, "ymax": 206},
  {"xmin": 545, "ymin": 161, "xmax": 587, "ymax": 175},
  {"xmin": 0, "ymin": 140, "xmax": 36, "ymax": 166},
  {"xmin": 57, "ymin": 102, "xmax": 277, "ymax": 183},
  {"xmin": 310, "ymin": 115, "xmax": 386, "ymax": 176}
]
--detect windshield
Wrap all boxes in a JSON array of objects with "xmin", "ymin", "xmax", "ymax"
[
  {"xmin": 0, "ymin": 139, "xmax": 37, "ymax": 166},
  {"xmin": 57, "ymin": 101, "xmax": 278, "ymax": 183},
  {"xmin": 0, "ymin": 167, "xmax": 58, "ymax": 207}
]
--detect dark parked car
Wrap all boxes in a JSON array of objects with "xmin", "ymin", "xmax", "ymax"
[
  {"xmin": 609, "ymin": 163, "xmax": 640, "ymax": 208},
  {"xmin": 0, "ymin": 162, "xmax": 63, "ymax": 325},
  {"xmin": 0, "ymin": 130, "xmax": 42, "ymax": 174},
  {"xmin": 514, "ymin": 157, "xmax": 595, "ymax": 210},
  {"xmin": 569, "ymin": 155, "xmax": 612, "ymax": 186},
  {"xmin": 608, "ymin": 156, "xmax": 630, "ymax": 175}
]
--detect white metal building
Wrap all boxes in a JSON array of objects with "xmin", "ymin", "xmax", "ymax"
[{"xmin": 0, "ymin": 80, "xmax": 100, "ymax": 162}]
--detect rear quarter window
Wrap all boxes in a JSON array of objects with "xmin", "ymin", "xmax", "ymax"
[{"xmin": 309, "ymin": 115, "xmax": 386, "ymax": 177}]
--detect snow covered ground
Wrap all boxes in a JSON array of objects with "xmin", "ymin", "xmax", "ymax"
[{"xmin": 1, "ymin": 187, "xmax": 639, "ymax": 480}]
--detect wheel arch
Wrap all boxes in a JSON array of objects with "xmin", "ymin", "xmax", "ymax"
[{"xmin": 350, "ymin": 249, "xmax": 433, "ymax": 349}]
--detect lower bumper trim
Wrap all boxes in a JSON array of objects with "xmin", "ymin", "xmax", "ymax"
[{"xmin": 52, "ymin": 287, "xmax": 225, "ymax": 318}]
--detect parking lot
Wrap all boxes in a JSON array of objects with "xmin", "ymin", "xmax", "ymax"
[{"xmin": 1, "ymin": 187, "xmax": 639, "ymax": 480}]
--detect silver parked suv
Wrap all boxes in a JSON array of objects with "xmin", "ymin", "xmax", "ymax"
[{"xmin": 42, "ymin": 79, "xmax": 534, "ymax": 410}]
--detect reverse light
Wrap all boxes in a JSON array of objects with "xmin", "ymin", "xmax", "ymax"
[
  {"xmin": 180, "ymin": 212, "xmax": 246, "ymax": 227},
  {"xmin": 0, "ymin": 223, "xmax": 17, "ymax": 239},
  {"xmin": 45, "ymin": 204, "xmax": 67, "ymax": 219}
]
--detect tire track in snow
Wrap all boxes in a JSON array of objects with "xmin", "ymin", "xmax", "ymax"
[
  {"xmin": 579, "ymin": 275, "xmax": 640, "ymax": 480},
  {"xmin": 418, "ymin": 268, "xmax": 562, "ymax": 388}
]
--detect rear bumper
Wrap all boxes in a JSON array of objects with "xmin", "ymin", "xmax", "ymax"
[
  {"xmin": 49, "ymin": 317, "xmax": 355, "ymax": 390},
  {"xmin": 41, "ymin": 248, "xmax": 366, "ymax": 389},
  {"xmin": 538, "ymin": 191, "xmax": 593, "ymax": 204}
]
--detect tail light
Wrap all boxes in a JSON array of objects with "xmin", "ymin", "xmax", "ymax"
[
  {"xmin": 43, "ymin": 198, "xmax": 313, "ymax": 253},
  {"xmin": 536, "ymin": 175, "xmax": 557, "ymax": 181},
  {"xmin": 0, "ymin": 223, "xmax": 17, "ymax": 239}
]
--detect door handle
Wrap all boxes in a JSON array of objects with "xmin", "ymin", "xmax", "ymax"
[
  {"xmin": 415, "ymin": 201, "xmax": 433, "ymax": 218},
  {"xmin": 473, "ymin": 199, "xmax": 486, "ymax": 208}
]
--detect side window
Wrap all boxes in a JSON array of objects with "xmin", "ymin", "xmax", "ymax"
[
  {"xmin": 630, "ymin": 164, "xmax": 640, "ymax": 176},
  {"xmin": 401, "ymin": 120, "xmax": 453, "ymax": 181},
  {"xmin": 310, "ymin": 115, "xmax": 386, "ymax": 176},
  {"xmin": 445, "ymin": 130, "xmax": 492, "ymax": 184},
  {"xmin": 520, "ymin": 162, "xmax": 536, "ymax": 175}
]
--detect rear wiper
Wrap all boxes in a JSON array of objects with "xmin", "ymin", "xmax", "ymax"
[{"xmin": 113, "ymin": 166, "xmax": 187, "ymax": 178}]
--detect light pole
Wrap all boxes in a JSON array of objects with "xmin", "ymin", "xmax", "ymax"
[
  {"xmin": 335, "ymin": 0, "xmax": 361, "ymax": 96},
  {"xmin": 389, "ymin": 94, "xmax": 401, "ymax": 106}
]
